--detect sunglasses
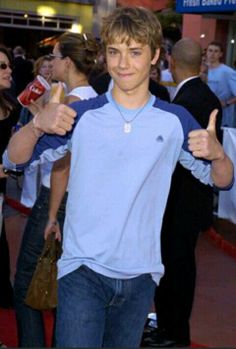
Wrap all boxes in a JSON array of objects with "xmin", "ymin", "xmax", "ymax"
[
  {"xmin": 0, "ymin": 62, "xmax": 12, "ymax": 70},
  {"xmin": 49, "ymin": 53, "xmax": 64, "ymax": 59}
]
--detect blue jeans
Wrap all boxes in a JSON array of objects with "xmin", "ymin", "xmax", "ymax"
[
  {"xmin": 14, "ymin": 185, "xmax": 67, "ymax": 347},
  {"xmin": 56, "ymin": 265, "xmax": 156, "ymax": 348}
]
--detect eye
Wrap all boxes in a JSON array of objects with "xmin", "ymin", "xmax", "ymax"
[
  {"xmin": 131, "ymin": 50, "xmax": 142, "ymax": 57},
  {"xmin": 107, "ymin": 49, "xmax": 117, "ymax": 56}
]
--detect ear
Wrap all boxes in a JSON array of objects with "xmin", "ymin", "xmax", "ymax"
[
  {"xmin": 169, "ymin": 56, "xmax": 175, "ymax": 72},
  {"xmin": 65, "ymin": 56, "xmax": 72, "ymax": 69},
  {"xmin": 151, "ymin": 48, "xmax": 160, "ymax": 65}
]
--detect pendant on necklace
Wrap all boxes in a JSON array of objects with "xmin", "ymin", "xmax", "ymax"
[{"xmin": 124, "ymin": 122, "xmax": 132, "ymax": 133}]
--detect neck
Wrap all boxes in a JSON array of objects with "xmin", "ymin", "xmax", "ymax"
[
  {"xmin": 208, "ymin": 61, "xmax": 221, "ymax": 69},
  {"xmin": 66, "ymin": 75, "xmax": 89, "ymax": 92},
  {"xmin": 112, "ymin": 84, "xmax": 150, "ymax": 109},
  {"xmin": 172, "ymin": 70, "xmax": 199, "ymax": 85}
]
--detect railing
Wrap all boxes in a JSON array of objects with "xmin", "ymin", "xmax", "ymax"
[{"xmin": 0, "ymin": 10, "xmax": 76, "ymax": 32}]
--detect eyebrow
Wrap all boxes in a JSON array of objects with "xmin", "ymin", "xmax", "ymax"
[{"xmin": 107, "ymin": 45, "xmax": 144, "ymax": 51}]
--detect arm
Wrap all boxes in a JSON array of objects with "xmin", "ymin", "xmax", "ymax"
[
  {"xmin": 222, "ymin": 69, "xmax": 236, "ymax": 107},
  {"xmin": 188, "ymin": 109, "xmax": 234, "ymax": 188},
  {"xmin": 44, "ymin": 153, "xmax": 70, "ymax": 241},
  {"xmin": 6, "ymin": 83, "xmax": 77, "ymax": 165},
  {"xmin": 7, "ymin": 120, "xmax": 43, "ymax": 164},
  {"xmin": 0, "ymin": 164, "xmax": 8, "ymax": 179}
]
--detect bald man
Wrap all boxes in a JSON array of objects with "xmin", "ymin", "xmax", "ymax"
[{"xmin": 145, "ymin": 38, "xmax": 223, "ymax": 347}]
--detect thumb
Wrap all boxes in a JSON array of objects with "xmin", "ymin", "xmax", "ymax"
[
  {"xmin": 206, "ymin": 109, "xmax": 218, "ymax": 133},
  {"xmin": 49, "ymin": 82, "xmax": 64, "ymax": 103}
]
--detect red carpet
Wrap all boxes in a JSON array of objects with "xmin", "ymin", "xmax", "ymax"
[
  {"xmin": 0, "ymin": 308, "xmax": 207, "ymax": 348},
  {"xmin": 0, "ymin": 308, "xmax": 54, "ymax": 347}
]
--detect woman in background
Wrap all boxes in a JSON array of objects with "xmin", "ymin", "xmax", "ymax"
[
  {"xmin": 13, "ymin": 32, "xmax": 99, "ymax": 348},
  {"xmin": 16, "ymin": 55, "xmax": 53, "ymax": 208},
  {"xmin": 0, "ymin": 46, "xmax": 20, "ymax": 348}
]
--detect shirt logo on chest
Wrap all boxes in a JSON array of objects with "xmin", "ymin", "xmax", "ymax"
[{"xmin": 156, "ymin": 135, "xmax": 164, "ymax": 143}]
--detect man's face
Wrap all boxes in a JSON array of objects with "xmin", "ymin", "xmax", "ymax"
[
  {"xmin": 106, "ymin": 39, "xmax": 159, "ymax": 95},
  {"xmin": 206, "ymin": 45, "xmax": 222, "ymax": 65}
]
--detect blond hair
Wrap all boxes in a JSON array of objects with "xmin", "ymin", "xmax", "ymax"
[
  {"xmin": 33, "ymin": 55, "xmax": 52, "ymax": 77},
  {"xmin": 101, "ymin": 7, "xmax": 162, "ymax": 58}
]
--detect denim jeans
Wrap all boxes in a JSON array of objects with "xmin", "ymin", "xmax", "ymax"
[
  {"xmin": 56, "ymin": 265, "xmax": 156, "ymax": 348},
  {"xmin": 14, "ymin": 185, "xmax": 67, "ymax": 347}
]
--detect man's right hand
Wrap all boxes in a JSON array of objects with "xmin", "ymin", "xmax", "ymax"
[{"xmin": 33, "ymin": 82, "xmax": 77, "ymax": 135}]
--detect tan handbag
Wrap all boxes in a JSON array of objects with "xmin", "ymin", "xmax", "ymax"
[{"xmin": 25, "ymin": 234, "xmax": 62, "ymax": 310}]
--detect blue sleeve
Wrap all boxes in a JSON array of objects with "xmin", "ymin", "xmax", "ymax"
[
  {"xmin": 228, "ymin": 68, "xmax": 236, "ymax": 96},
  {"xmin": 2, "ymin": 132, "xmax": 72, "ymax": 172},
  {"xmin": 3, "ymin": 95, "xmax": 107, "ymax": 171}
]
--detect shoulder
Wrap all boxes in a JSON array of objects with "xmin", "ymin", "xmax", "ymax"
[
  {"xmin": 213, "ymin": 64, "xmax": 234, "ymax": 75},
  {"xmin": 70, "ymin": 94, "xmax": 109, "ymax": 120},
  {"xmin": 178, "ymin": 79, "xmax": 220, "ymax": 104},
  {"xmin": 221, "ymin": 63, "xmax": 234, "ymax": 72},
  {"xmin": 153, "ymin": 98, "xmax": 200, "ymax": 132},
  {"xmin": 68, "ymin": 86, "xmax": 97, "ymax": 100}
]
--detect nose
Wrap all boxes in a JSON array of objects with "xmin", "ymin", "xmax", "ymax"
[{"xmin": 118, "ymin": 53, "xmax": 129, "ymax": 69}]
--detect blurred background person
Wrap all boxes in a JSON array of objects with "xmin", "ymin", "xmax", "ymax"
[
  {"xmin": 13, "ymin": 31, "xmax": 99, "ymax": 348},
  {"xmin": 12, "ymin": 45, "xmax": 33, "ymax": 96},
  {"xmin": 0, "ymin": 47, "xmax": 20, "ymax": 345},
  {"xmin": 143, "ymin": 38, "xmax": 222, "ymax": 348},
  {"xmin": 16, "ymin": 55, "xmax": 53, "ymax": 209},
  {"xmin": 206, "ymin": 41, "xmax": 236, "ymax": 127}
]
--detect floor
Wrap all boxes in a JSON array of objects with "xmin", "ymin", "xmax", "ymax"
[{"xmin": 190, "ymin": 231, "xmax": 236, "ymax": 347}]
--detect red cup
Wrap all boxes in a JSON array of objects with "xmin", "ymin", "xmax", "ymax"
[{"xmin": 17, "ymin": 75, "xmax": 51, "ymax": 107}]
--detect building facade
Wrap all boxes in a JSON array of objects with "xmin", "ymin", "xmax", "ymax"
[{"xmin": 177, "ymin": 1, "xmax": 236, "ymax": 66}]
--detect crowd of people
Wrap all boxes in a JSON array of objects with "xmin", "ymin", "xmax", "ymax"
[{"xmin": 0, "ymin": 5, "xmax": 235, "ymax": 348}]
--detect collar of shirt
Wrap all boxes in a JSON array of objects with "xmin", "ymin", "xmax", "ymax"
[{"xmin": 172, "ymin": 76, "xmax": 199, "ymax": 101}]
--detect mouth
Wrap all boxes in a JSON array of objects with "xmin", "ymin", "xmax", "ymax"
[
  {"xmin": 117, "ymin": 73, "xmax": 133, "ymax": 79},
  {"xmin": 2, "ymin": 76, "xmax": 11, "ymax": 82}
]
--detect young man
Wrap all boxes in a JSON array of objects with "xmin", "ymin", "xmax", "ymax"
[
  {"xmin": 206, "ymin": 41, "xmax": 236, "ymax": 127},
  {"xmin": 3, "ymin": 7, "xmax": 233, "ymax": 348}
]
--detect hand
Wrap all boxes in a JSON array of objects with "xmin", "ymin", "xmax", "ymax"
[
  {"xmin": 27, "ymin": 97, "xmax": 44, "ymax": 116},
  {"xmin": 0, "ymin": 164, "xmax": 9, "ymax": 179},
  {"xmin": 188, "ymin": 109, "xmax": 225, "ymax": 161},
  {"xmin": 33, "ymin": 82, "xmax": 77, "ymax": 135},
  {"xmin": 44, "ymin": 219, "xmax": 61, "ymax": 241}
]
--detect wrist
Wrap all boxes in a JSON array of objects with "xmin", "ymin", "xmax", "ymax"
[
  {"xmin": 213, "ymin": 149, "xmax": 226, "ymax": 162},
  {"xmin": 48, "ymin": 216, "xmax": 58, "ymax": 225},
  {"xmin": 32, "ymin": 113, "xmax": 44, "ymax": 137}
]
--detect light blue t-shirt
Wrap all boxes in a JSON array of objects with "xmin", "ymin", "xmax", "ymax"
[
  {"xmin": 207, "ymin": 64, "xmax": 236, "ymax": 127},
  {"xmin": 3, "ymin": 92, "xmax": 215, "ymax": 284}
]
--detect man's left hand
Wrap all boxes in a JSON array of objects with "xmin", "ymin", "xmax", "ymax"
[{"xmin": 188, "ymin": 109, "xmax": 225, "ymax": 161}]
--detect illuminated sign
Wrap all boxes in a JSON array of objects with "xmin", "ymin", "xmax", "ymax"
[{"xmin": 176, "ymin": 0, "xmax": 236, "ymax": 13}]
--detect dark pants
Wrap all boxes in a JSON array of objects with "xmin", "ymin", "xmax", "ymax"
[
  {"xmin": 56, "ymin": 265, "xmax": 156, "ymax": 348},
  {"xmin": 154, "ymin": 218, "xmax": 199, "ymax": 344},
  {"xmin": 0, "ymin": 221, "xmax": 13, "ymax": 308},
  {"xmin": 14, "ymin": 186, "xmax": 67, "ymax": 347}
]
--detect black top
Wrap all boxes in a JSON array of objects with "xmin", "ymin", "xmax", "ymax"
[
  {"xmin": 0, "ymin": 106, "xmax": 19, "ymax": 193},
  {"xmin": 12, "ymin": 56, "xmax": 34, "ymax": 96},
  {"xmin": 163, "ymin": 77, "xmax": 223, "ymax": 233}
]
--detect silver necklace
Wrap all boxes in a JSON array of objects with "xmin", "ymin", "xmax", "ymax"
[{"xmin": 113, "ymin": 95, "xmax": 151, "ymax": 134}]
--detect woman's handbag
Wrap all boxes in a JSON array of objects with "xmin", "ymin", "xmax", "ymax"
[{"xmin": 24, "ymin": 234, "xmax": 62, "ymax": 310}]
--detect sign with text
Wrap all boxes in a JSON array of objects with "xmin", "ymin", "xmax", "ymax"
[{"xmin": 176, "ymin": 1, "xmax": 236, "ymax": 13}]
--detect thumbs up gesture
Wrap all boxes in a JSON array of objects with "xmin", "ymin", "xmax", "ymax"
[
  {"xmin": 32, "ymin": 82, "xmax": 77, "ymax": 136},
  {"xmin": 188, "ymin": 109, "xmax": 225, "ymax": 161}
]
